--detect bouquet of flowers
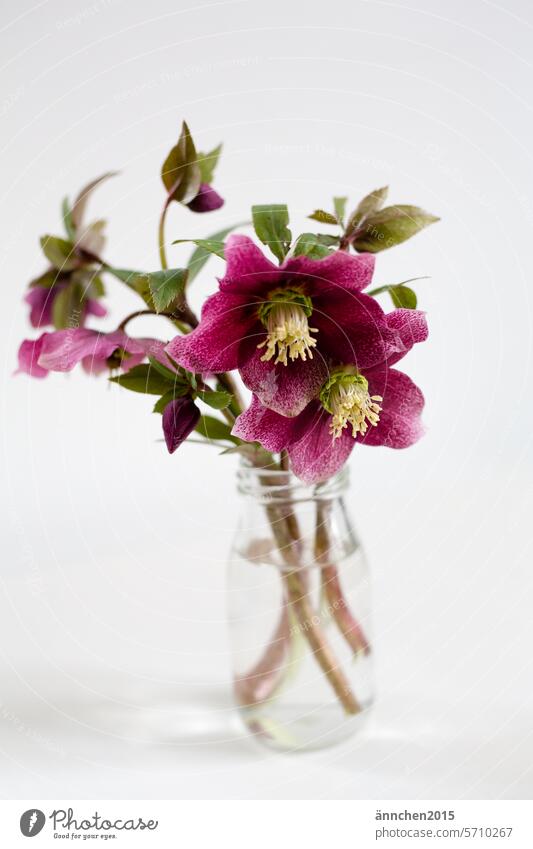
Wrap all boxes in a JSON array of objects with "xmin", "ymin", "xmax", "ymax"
[{"xmin": 17, "ymin": 121, "xmax": 438, "ymax": 749}]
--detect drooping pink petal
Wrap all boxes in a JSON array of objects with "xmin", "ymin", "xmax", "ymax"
[
  {"xmin": 187, "ymin": 183, "xmax": 224, "ymax": 213},
  {"xmin": 362, "ymin": 367, "xmax": 425, "ymax": 448},
  {"xmin": 166, "ymin": 290, "xmax": 258, "ymax": 373},
  {"xmin": 162, "ymin": 397, "xmax": 200, "ymax": 453},
  {"xmin": 239, "ymin": 346, "xmax": 329, "ymax": 417},
  {"xmin": 85, "ymin": 298, "xmax": 107, "ymax": 319},
  {"xmin": 24, "ymin": 286, "xmax": 64, "ymax": 328},
  {"xmin": 232, "ymin": 394, "xmax": 310, "ymax": 452},
  {"xmin": 313, "ymin": 289, "xmax": 404, "ymax": 369},
  {"xmin": 38, "ymin": 329, "xmax": 144, "ymax": 373},
  {"xmin": 383, "ymin": 309, "xmax": 428, "ymax": 366},
  {"xmin": 16, "ymin": 335, "xmax": 50, "ymax": 378},
  {"xmin": 288, "ymin": 404, "xmax": 355, "ymax": 484},
  {"xmin": 282, "ymin": 250, "xmax": 375, "ymax": 296},
  {"xmin": 219, "ymin": 235, "xmax": 281, "ymax": 294}
]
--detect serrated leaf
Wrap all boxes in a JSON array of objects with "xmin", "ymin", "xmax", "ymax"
[
  {"xmin": 346, "ymin": 186, "xmax": 389, "ymax": 235},
  {"xmin": 161, "ymin": 121, "xmax": 202, "ymax": 204},
  {"xmin": 389, "ymin": 284, "xmax": 418, "ymax": 309},
  {"xmin": 147, "ymin": 356, "xmax": 181, "ymax": 382},
  {"xmin": 308, "ymin": 209, "xmax": 338, "ymax": 226},
  {"xmin": 333, "ymin": 197, "xmax": 347, "ymax": 226},
  {"xmin": 196, "ymin": 389, "xmax": 233, "ymax": 410},
  {"xmin": 71, "ymin": 172, "xmax": 118, "ymax": 231},
  {"xmin": 172, "ymin": 238, "xmax": 225, "ymax": 259},
  {"xmin": 186, "ymin": 221, "xmax": 248, "ymax": 283},
  {"xmin": 195, "ymin": 415, "xmax": 237, "ymax": 443},
  {"xmin": 353, "ymin": 204, "xmax": 439, "ymax": 253},
  {"xmin": 141, "ymin": 268, "xmax": 188, "ymax": 313},
  {"xmin": 109, "ymin": 364, "xmax": 173, "ymax": 395},
  {"xmin": 40, "ymin": 235, "xmax": 78, "ymax": 271},
  {"xmin": 197, "ymin": 143, "xmax": 222, "ymax": 184},
  {"xmin": 29, "ymin": 269, "xmax": 61, "ymax": 289},
  {"xmin": 291, "ymin": 233, "xmax": 332, "ymax": 259},
  {"xmin": 252, "ymin": 204, "xmax": 291, "ymax": 262}
]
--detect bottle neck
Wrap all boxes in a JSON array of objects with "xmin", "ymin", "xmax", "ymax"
[{"xmin": 236, "ymin": 459, "xmax": 349, "ymax": 505}]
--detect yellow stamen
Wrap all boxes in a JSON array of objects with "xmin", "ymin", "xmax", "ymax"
[
  {"xmin": 320, "ymin": 370, "xmax": 382, "ymax": 440},
  {"xmin": 257, "ymin": 302, "xmax": 318, "ymax": 366}
]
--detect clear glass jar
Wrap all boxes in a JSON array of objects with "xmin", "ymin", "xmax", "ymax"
[{"xmin": 227, "ymin": 461, "xmax": 374, "ymax": 752}]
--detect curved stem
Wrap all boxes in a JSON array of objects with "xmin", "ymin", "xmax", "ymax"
[
  {"xmin": 158, "ymin": 195, "xmax": 172, "ymax": 270},
  {"xmin": 118, "ymin": 308, "xmax": 176, "ymax": 331}
]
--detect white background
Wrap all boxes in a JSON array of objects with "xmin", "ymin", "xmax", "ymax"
[{"xmin": 1, "ymin": 0, "xmax": 532, "ymax": 800}]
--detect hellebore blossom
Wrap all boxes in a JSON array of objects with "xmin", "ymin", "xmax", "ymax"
[
  {"xmin": 233, "ymin": 365, "xmax": 425, "ymax": 484},
  {"xmin": 167, "ymin": 235, "xmax": 407, "ymax": 417},
  {"xmin": 24, "ymin": 283, "xmax": 106, "ymax": 329},
  {"xmin": 186, "ymin": 183, "xmax": 224, "ymax": 213},
  {"xmin": 17, "ymin": 329, "xmax": 164, "ymax": 378}
]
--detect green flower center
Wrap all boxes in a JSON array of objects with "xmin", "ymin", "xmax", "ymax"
[
  {"xmin": 257, "ymin": 288, "xmax": 317, "ymax": 366},
  {"xmin": 320, "ymin": 367, "xmax": 382, "ymax": 440}
]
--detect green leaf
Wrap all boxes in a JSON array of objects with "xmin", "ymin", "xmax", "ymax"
[
  {"xmin": 29, "ymin": 269, "xmax": 60, "ymax": 289},
  {"xmin": 172, "ymin": 238, "xmax": 225, "ymax": 259},
  {"xmin": 51, "ymin": 282, "xmax": 84, "ymax": 329},
  {"xmin": 62, "ymin": 197, "xmax": 76, "ymax": 240},
  {"xmin": 389, "ymin": 284, "xmax": 418, "ymax": 309},
  {"xmin": 147, "ymin": 356, "xmax": 181, "ymax": 382},
  {"xmin": 186, "ymin": 222, "xmax": 248, "ymax": 283},
  {"xmin": 195, "ymin": 415, "xmax": 237, "ymax": 443},
  {"xmin": 109, "ymin": 364, "xmax": 173, "ymax": 395},
  {"xmin": 346, "ymin": 186, "xmax": 389, "ymax": 235},
  {"xmin": 252, "ymin": 204, "xmax": 292, "ymax": 262},
  {"xmin": 161, "ymin": 121, "xmax": 202, "ymax": 204},
  {"xmin": 333, "ymin": 197, "xmax": 347, "ymax": 226},
  {"xmin": 308, "ymin": 209, "xmax": 338, "ymax": 226},
  {"xmin": 105, "ymin": 267, "xmax": 156, "ymax": 310},
  {"xmin": 70, "ymin": 172, "xmax": 118, "ymax": 231},
  {"xmin": 353, "ymin": 204, "xmax": 439, "ymax": 253},
  {"xmin": 40, "ymin": 235, "xmax": 78, "ymax": 271},
  {"xmin": 196, "ymin": 389, "xmax": 233, "ymax": 410},
  {"xmin": 141, "ymin": 268, "xmax": 188, "ymax": 313},
  {"xmin": 197, "ymin": 143, "xmax": 222, "ymax": 184},
  {"xmin": 291, "ymin": 233, "xmax": 332, "ymax": 259}
]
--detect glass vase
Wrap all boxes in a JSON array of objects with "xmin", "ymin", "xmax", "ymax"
[{"xmin": 227, "ymin": 460, "xmax": 374, "ymax": 752}]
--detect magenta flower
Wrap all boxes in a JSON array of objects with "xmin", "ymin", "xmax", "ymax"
[
  {"xmin": 24, "ymin": 284, "xmax": 106, "ymax": 329},
  {"xmin": 167, "ymin": 235, "xmax": 408, "ymax": 416},
  {"xmin": 186, "ymin": 183, "xmax": 224, "ymax": 213},
  {"xmin": 17, "ymin": 329, "xmax": 165, "ymax": 378},
  {"xmin": 162, "ymin": 397, "xmax": 200, "ymax": 453},
  {"xmin": 233, "ymin": 364, "xmax": 425, "ymax": 484}
]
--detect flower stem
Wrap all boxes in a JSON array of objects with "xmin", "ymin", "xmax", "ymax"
[
  {"xmin": 315, "ymin": 502, "xmax": 371, "ymax": 657},
  {"xmin": 158, "ymin": 195, "xmax": 172, "ymax": 270}
]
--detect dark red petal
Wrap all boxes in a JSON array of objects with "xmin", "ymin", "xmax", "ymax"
[
  {"xmin": 239, "ymin": 346, "xmax": 329, "ymax": 417},
  {"xmin": 187, "ymin": 183, "xmax": 224, "ymax": 213},
  {"xmin": 219, "ymin": 235, "xmax": 281, "ymax": 295},
  {"xmin": 288, "ymin": 405, "xmax": 355, "ymax": 484},
  {"xmin": 283, "ymin": 251, "xmax": 375, "ymax": 296},
  {"xmin": 232, "ymin": 394, "xmax": 311, "ymax": 452},
  {"xmin": 362, "ymin": 367, "xmax": 425, "ymax": 448},
  {"xmin": 383, "ymin": 309, "xmax": 428, "ymax": 367}
]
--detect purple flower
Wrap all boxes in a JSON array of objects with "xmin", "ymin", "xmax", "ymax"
[
  {"xmin": 186, "ymin": 183, "xmax": 224, "ymax": 213},
  {"xmin": 24, "ymin": 284, "xmax": 106, "ymax": 329},
  {"xmin": 162, "ymin": 397, "xmax": 200, "ymax": 453},
  {"xmin": 167, "ymin": 235, "xmax": 410, "ymax": 417},
  {"xmin": 17, "ymin": 329, "xmax": 165, "ymax": 378},
  {"xmin": 233, "ymin": 364, "xmax": 425, "ymax": 484}
]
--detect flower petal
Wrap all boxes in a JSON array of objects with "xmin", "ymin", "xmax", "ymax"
[
  {"xmin": 232, "ymin": 394, "xmax": 310, "ymax": 452},
  {"xmin": 239, "ymin": 346, "xmax": 329, "ymax": 417},
  {"xmin": 24, "ymin": 286, "xmax": 63, "ymax": 328},
  {"xmin": 384, "ymin": 309, "xmax": 428, "ymax": 366},
  {"xmin": 166, "ymin": 291, "xmax": 257, "ymax": 373},
  {"xmin": 283, "ymin": 250, "xmax": 375, "ymax": 296},
  {"xmin": 362, "ymin": 367, "xmax": 425, "ymax": 448},
  {"xmin": 16, "ymin": 335, "xmax": 50, "ymax": 378},
  {"xmin": 314, "ymin": 289, "xmax": 403, "ymax": 369},
  {"xmin": 187, "ymin": 183, "xmax": 224, "ymax": 213},
  {"xmin": 162, "ymin": 397, "xmax": 200, "ymax": 453},
  {"xmin": 288, "ymin": 404, "xmax": 355, "ymax": 484},
  {"xmin": 38, "ymin": 329, "xmax": 143, "ymax": 373},
  {"xmin": 219, "ymin": 235, "xmax": 281, "ymax": 294}
]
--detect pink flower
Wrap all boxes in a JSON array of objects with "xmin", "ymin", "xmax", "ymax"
[
  {"xmin": 24, "ymin": 284, "xmax": 106, "ymax": 329},
  {"xmin": 167, "ymin": 235, "xmax": 408, "ymax": 416},
  {"xmin": 233, "ymin": 365, "xmax": 425, "ymax": 484},
  {"xmin": 17, "ymin": 329, "xmax": 165, "ymax": 378},
  {"xmin": 186, "ymin": 183, "xmax": 224, "ymax": 213}
]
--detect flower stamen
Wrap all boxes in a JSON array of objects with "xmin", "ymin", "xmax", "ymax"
[
  {"xmin": 258, "ymin": 289, "xmax": 318, "ymax": 366},
  {"xmin": 320, "ymin": 368, "xmax": 382, "ymax": 440}
]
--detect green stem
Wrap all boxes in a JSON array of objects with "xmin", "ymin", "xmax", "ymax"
[{"xmin": 158, "ymin": 195, "xmax": 172, "ymax": 270}]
